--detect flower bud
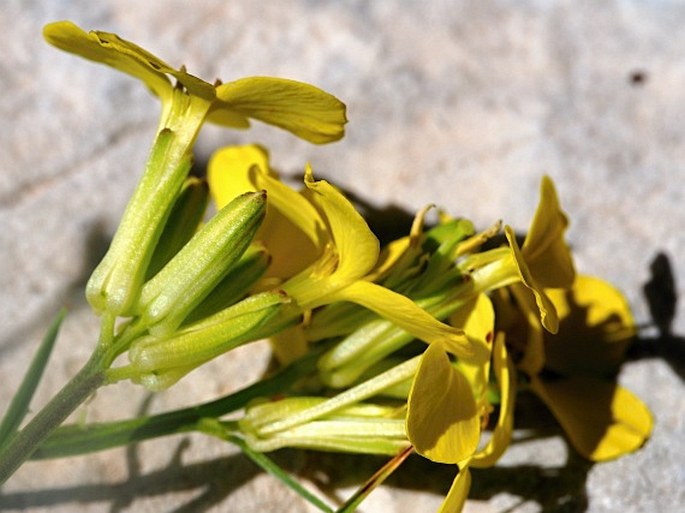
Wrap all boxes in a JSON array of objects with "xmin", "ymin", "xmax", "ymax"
[
  {"xmin": 127, "ymin": 290, "xmax": 291, "ymax": 390},
  {"xmin": 86, "ymin": 129, "xmax": 192, "ymax": 317},
  {"xmin": 183, "ymin": 243, "xmax": 271, "ymax": 325},
  {"xmin": 145, "ymin": 177, "xmax": 209, "ymax": 280},
  {"xmin": 135, "ymin": 190, "xmax": 266, "ymax": 336}
]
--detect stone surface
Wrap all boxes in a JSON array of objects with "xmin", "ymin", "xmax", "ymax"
[{"xmin": 1, "ymin": 1, "xmax": 684, "ymax": 512}]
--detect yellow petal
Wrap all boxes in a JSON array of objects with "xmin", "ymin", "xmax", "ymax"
[
  {"xmin": 365, "ymin": 235, "xmax": 411, "ymax": 282},
  {"xmin": 214, "ymin": 77, "xmax": 347, "ymax": 144},
  {"xmin": 472, "ymin": 333, "xmax": 516, "ymax": 467},
  {"xmin": 255, "ymin": 164, "xmax": 325, "ymax": 249},
  {"xmin": 406, "ymin": 343, "xmax": 480, "ymax": 463},
  {"xmin": 522, "ymin": 176, "xmax": 575, "ymax": 289},
  {"xmin": 544, "ymin": 275, "xmax": 636, "ymax": 376},
  {"xmin": 438, "ymin": 466, "xmax": 472, "ymax": 513},
  {"xmin": 43, "ymin": 21, "xmax": 214, "ymax": 101},
  {"xmin": 531, "ymin": 376, "xmax": 653, "ymax": 461},
  {"xmin": 451, "ymin": 294, "xmax": 495, "ymax": 402},
  {"xmin": 331, "ymin": 281, "xmax": 487, "ymax": 363},
  {"xmin": 303, "ymin": 168, "xmax": 379, "ymax": 280},
  {"xmin": 505, "ymin": 226, "xmax": 560, "ymax": 333},
  {"xmin": 207, "ymin": 145, "xmax": 271, "ymax": 209},
  {"xmin": 509, "ymin": 282, "xmax": 546, "ymax": 376},
  {"xmin": 269, "ymin": 323, "xmax": 309, "ymax": 366},
  {"xmin": 208, "ymin": 145, "xmax": 321, "ymax": 279}
]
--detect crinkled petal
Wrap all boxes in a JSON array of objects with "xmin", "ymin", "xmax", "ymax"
[
  {"xmin": 256, "ymin": 164, "xmax": 325, "ymax": 249},
  {"xmin": 208, "ymin": 145, "xmax": 322, "ymax": 279},
  {"xmin": 406, "ymin": 343, "xmax": 480, "ymax": 463},
  {"xmin": 472, "ymin": 333, "xmax": 515, "ymax": 467},
  {"xmin": 207, "ymin": 145, "xmax": 272, "ymax": 208},
  {"xmin": 505, "ymin": 226, "xmax": 560, "ymax": 333},
  {"xmin": 531, "ymin": 375, "xmax": 653, "ymax": 461},
  {"xmin": 303, "ymin": 168, "xmax": 379, "ymax": 281},
  {"xmin": 438, "ymin": 466, "xmax": 472, "ymax": 513},
  {"xmin": 509, "ymin": 283, "xmax": 546, "ymax": 376},
  {"xmin": 214, "ymin": 77, "xmax": 347, "ymax": 144},
  {"xmin": 522, "ymin": 176, "xmax": 575, "ymax": 289}
]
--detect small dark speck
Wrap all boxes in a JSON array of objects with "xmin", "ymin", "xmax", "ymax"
[{"xmin": 629, "ymin": 70, "xmax": 648, "ymax": 86}]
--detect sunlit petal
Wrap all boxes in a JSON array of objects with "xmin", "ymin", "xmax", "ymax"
[
  {"xmin": 522, "ymin": 176, "xmax": 575, "ymax": 289},
  {"xmin": 508, "ymin": 283, "xmax": 546, "ymax": 376},
  {"xmin": 207, "ymin": 144, "xmax": 271, "ymax": 209},
  {"xmin": 44, "ymin": 21, "xmax": 214, "ymax": 101},
  {"xmin": 451, "ymin": 294, "xmax": 495, "ymax": 402},
  {"xmin": 214, "ymin": 77, "xmax": 347, "ymax": 143},
  {"xmin": 330, "ymin": 281, "xmax": 487, "ymax": 362},
  {"xmin": 303, "ymin": 168, "xmax": 379, "ymax": 280},
  {"xmin": 208, "ymin": 145, "xmax": 322, "ymax": 279},
  {"xmin": 406, "ymin": 343, "xmax": 480, "ymax": 464},
  {"xmin": 505, "ymin": 226, "xmax": 560, "ymax": 333}
]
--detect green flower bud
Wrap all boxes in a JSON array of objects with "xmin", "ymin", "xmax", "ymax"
[
  {"xmin": 127, "ymin": 290, "xmax": 291, "ymax": 390},
  {"xmin": 135, "ymin": 190, "xmax": 267, "ymax": 336},
  {"xmin": 240, "ymin": 397, "xmax": 408, "ymax": 455},
  {"xmin": 183, "ymin": 243, "xmax": 271, "ymax": 325},
  {"xmin": 86, "ymin": 129, "xmax": 192, "ymax": 316},
  {"xmin": 145, "ymin": 177, "xmax": 209, "ymax": 280}
]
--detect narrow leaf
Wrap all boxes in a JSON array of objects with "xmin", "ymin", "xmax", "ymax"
[
  {"xmin": 0, "ymin": 309, "xmax": 67, "ymax": 448},
  {"xmin": 224, "ymin": 432, "xmax": 333, "ymax": 513}
]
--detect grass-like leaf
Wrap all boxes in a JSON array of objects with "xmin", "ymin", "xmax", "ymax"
[
  {"xmin": 0, "ymin": 309, "xmax": 67, "ymax": 448},
  {"xmin": 228, "ymin": 433, "xmax": 333, "ymax": 513}
]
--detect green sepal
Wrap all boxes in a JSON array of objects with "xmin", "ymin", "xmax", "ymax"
[
  {"xmin": 135, "ymin": 191, "xmax": 266, "ymax": 336},
  {"xmin": 145, "ymin": 177, "xmax": 209, "ymax": 280},
  {"xmin": 414, "ymin": 218, "xmax": 474, "ymax": 294},
  {"xmin": 182, "ymin": 243, "xmax": 270, "ymax": 325},
  {"xmin": 125, "ymin": 291, "xmax": 293, "ymax": 390},
  {"xmin": 85, "ymin": 129, "xmax": 192, "ymax": 316}
]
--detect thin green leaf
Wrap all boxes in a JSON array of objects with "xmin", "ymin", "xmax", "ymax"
[
  {"xmin": 336, "ymin": 446, "xmax": 414, "ymax": 513},
  {"xmin": 221, "ymin": 430, "xmax": 333, "ymax": 513},
  {"xmin": 0, "ymin": 309, "xmax": 67, "ymax": 448}
]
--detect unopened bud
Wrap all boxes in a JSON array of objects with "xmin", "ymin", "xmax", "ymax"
[{"xmin": 135, "ymin": 190, "xmax": 267, "ymax": 336}]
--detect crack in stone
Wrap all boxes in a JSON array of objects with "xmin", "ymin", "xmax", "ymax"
[{"xmin": 0, "ymin": 120, "xmax": 152, "ymax": 210}]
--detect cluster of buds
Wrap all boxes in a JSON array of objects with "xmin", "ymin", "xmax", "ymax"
[{"xmin": 44, "ymin": 21, "xmax": 653, "ymax": 512}]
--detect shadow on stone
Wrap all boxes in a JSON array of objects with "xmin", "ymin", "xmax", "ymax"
[{"xmin": 629, "ymin": 251, "xmax": 685, "ymax": 381}]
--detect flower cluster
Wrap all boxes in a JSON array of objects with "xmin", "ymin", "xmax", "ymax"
[{"xmin": 0, "ymin": 21, "xmax": 653, "ymax": 511}]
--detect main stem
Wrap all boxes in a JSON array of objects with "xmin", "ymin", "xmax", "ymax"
[{"xmin": 0, "ymin": 346, "xmax": 108, "ymax": 485}]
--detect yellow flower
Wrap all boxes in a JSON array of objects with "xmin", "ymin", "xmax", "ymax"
[
  {"xmin": 465, "ymin": 176, "xmax": 576, "ymax": 334},
  {"xmin": 44, "ymin": 21, "xmax": 347, "ymax": 316},
  {"xmin": 408, "ymin": 323, "xmax": 516, "ymax": 513},
  {"xmin": 208, "ymin": 145, "xmax": 480, "ymax": 366},
  {"xmin": 496, "ymin": 274, "xmax": 653, "ymax": 461},
  {"xmin": 43, "ymin": 21, "xmax": 347, "ymax": 145}
]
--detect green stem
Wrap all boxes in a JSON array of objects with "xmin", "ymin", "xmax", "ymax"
[
  {"xmin": 31, "ymin": 345, "xmax": 323, "ymax": 460},
  {"xmin": 0, "ymin": 346, "xmax": 108, "ymax": 485}
]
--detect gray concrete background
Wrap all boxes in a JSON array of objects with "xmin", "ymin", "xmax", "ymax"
[{"xmin": 1, "ymin": 1, "xmax": 684, "ymax": 512}]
